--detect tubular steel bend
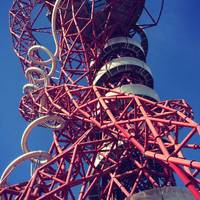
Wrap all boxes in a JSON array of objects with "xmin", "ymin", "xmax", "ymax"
[{"xmin": 0, "ymin": 151, "xmax": 50, "ymax": 187}]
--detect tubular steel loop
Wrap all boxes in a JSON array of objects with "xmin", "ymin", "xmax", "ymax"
[
  {"xmin": 25, "ymin": 0, "xmax": 61, "ymax": 88},
  {"xmin": 23, "ymin": 83, "xmax": 39, "ymax": 95},
  {"xmin": 21, "ymin": 115, "xmax": 65, "ymax": 163},
  {"xmin": 25, "ymin": 67, "xmax": 50, "ymax": 86},
  {"xmin": 0, "ymin": 114, "xmax": 64, "ymax": 187},
  {"xmin": 0, "ymin": 151, "xmax": 50, "ymax": 187}
]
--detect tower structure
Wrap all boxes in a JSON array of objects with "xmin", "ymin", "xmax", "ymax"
[{"xmin": 0, "ymin": 0, "xmax": 200, "ymax": 199}]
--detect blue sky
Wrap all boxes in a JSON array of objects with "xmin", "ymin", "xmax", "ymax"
[{"xmin": 0, "ymin": 0, "xmax": 199, "ymax": 189}]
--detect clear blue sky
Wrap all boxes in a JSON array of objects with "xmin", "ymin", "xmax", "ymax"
[{"xmin": 0, "ymin": 0, "xmax": 200, "ymax": 188}]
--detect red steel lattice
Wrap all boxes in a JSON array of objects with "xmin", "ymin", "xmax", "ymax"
[{"xmin": 0, "ymin": 0, "xmax": 200, "ymax": 199}]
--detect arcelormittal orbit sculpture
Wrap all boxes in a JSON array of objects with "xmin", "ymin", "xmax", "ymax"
[{"xmin": 0, "ymin": 0, "xmax": 200, "ymax": 199}]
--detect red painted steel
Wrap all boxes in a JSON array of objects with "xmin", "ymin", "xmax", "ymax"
[{"xmin": 1, "ymin": 0, "xmax": 199, "ymax": 199}]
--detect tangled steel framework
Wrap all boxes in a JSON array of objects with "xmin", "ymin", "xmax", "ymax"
[{"xmin": 0, "ymin": 0, "xmax": 200, "ymax": 199}]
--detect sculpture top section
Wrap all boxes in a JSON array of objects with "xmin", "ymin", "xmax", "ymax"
[
  {"xmin": 46, "ymin": 0, "xmax": 145, "ymax": 41},
  {"xmin": 9, "ymin": 0, "xmax": 163, "ymax": 87}
]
